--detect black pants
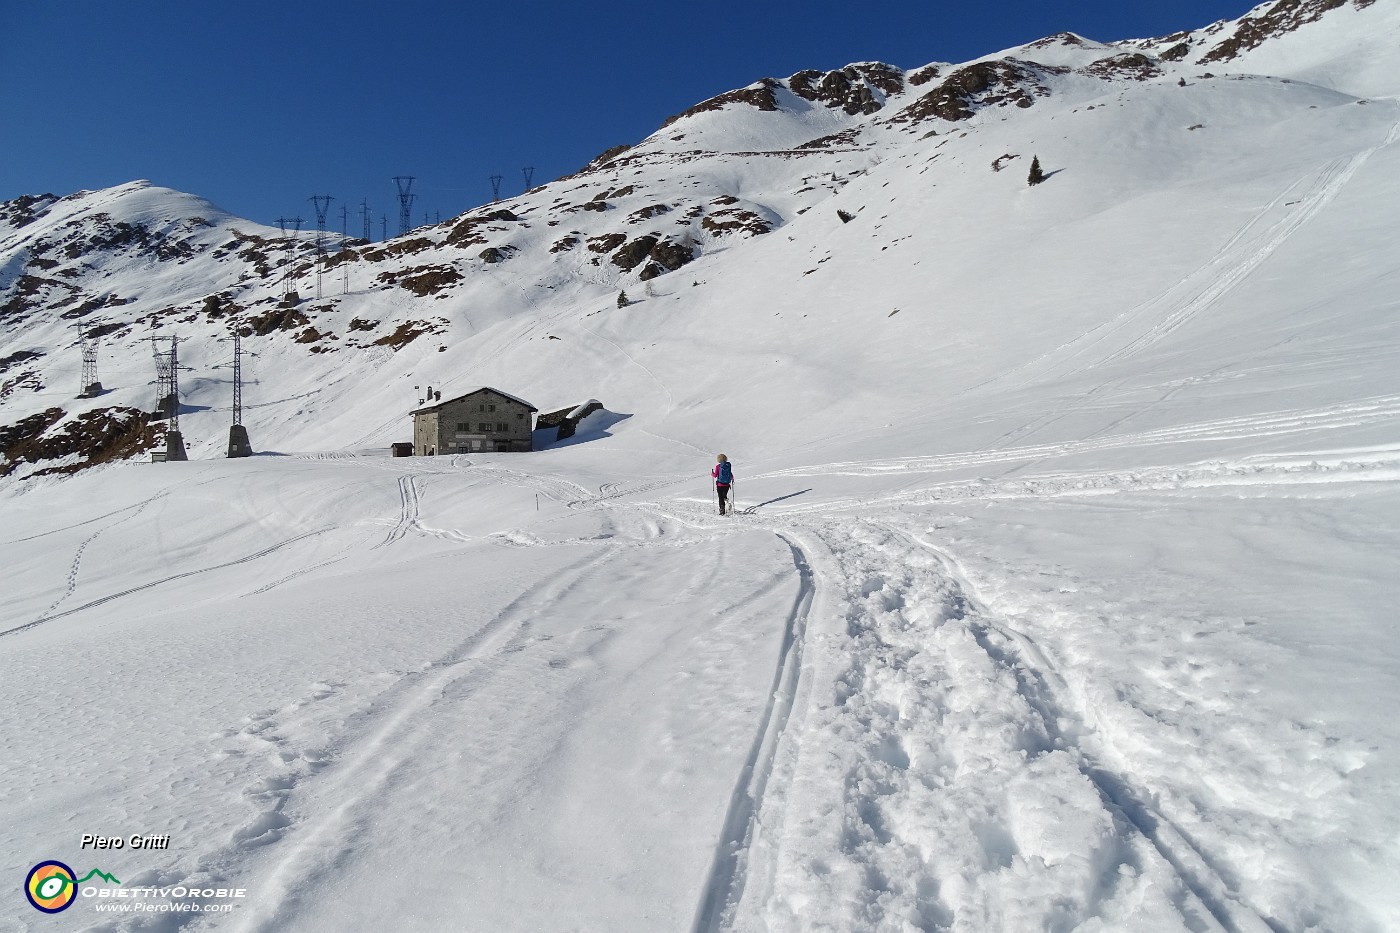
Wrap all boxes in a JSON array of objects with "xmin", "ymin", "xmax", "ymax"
[{"xmin": 716, "ymin": 484, "xmax": 730, "ymax": 514}]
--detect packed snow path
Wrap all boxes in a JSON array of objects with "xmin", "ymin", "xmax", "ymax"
[{"xmin": 3, "ymin": 443, "xmax": 1395, "ymax": 932}]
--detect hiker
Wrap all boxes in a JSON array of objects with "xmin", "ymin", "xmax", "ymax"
[{"xmin": 712, "ymin": 453, "xmax": 733, "ymax": 515}]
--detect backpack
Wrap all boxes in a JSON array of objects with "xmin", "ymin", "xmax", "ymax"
[{"xmin": 717, "ymin": 461, "xmax": 733, "ymax": 485}]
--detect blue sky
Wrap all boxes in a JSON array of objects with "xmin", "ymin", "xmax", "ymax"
[{"xmin": 1, "ymin": 0, "xmax": 1254, "ymax": 232}]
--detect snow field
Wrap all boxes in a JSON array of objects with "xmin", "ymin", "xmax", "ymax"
[{"xmin": 4, "ymin": 5, "xmax": 1400, "ymax": 929}]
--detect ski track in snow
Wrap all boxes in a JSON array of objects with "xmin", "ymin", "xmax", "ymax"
[
  {"xmin": 656, "ymin": 513, "xmax": 1270, "ymax": 932},
  {"xmin": 975, "ymin": 114, "xmax": 1400, "ymax": 450},
  {"xmin": 1097, "ymin": 151, "xmax": 1369, "ymax": 367},
  {"xmin": 227, "ymin": 543, "xmax": 624, "ymax": 933},
  {"xmin": 623, "ymin": 474, "xmax": 1377, "ymax": 930},
  {"xmin": 373, "ymin": 472, "xmax": 425, "ymax": 548},
  {"xmin": 693, "ymin": 533, "xmax": 815, "ymax": 933},
  {"xmin": 752, "ymin": 394, "xmax": 1400, "ymax": 493},
  {"xmin": 0, "ymin": 526, "xmax": 339, "ymax": 639},
  {"xmin": 2, "ymin": 442, "xmax": 1387, "ymax": 930}
]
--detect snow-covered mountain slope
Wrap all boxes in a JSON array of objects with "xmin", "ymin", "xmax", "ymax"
[
  {"xmin": 2, "ymin": 1, "xmax": 1396, "ymax": 476},
  {"xmin": 3, "ymin": 1, "xmax": 1399, "ymax": 930}
]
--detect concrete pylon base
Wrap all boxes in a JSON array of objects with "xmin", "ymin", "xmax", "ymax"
[
  {"xmin": 228, "ymin": 425, "xmax": 253, "ymax": 458},
  {"xmin": 165, "ymin": 431, "xmax": 189, "ymax": 462}
]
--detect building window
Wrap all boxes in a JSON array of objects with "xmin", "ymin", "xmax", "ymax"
[
  {"xmin": 457, "ymin": 422, "xmax": 469, "ymax": 431},
  {"xmin": 516, "ymin": 413, "xmax": 524, "ymax": 419},
  {"xmin": 478, "ymin": 422, "xmax": 492, "ymax": 432},
  {"xmin": 489, "ymin": 404, "xmax": 496, "ymax": 412},
  {"xmin": 496, "ymin": 422, "xmax": 509, "ymax": 432}
]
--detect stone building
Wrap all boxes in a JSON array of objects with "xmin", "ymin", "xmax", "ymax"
[{"xmin": 412, "ymin": 387, "xmax": 537, "ymax": 455}]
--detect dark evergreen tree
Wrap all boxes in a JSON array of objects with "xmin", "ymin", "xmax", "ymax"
[
  {"xmin": 1027, "ymin": 156, "xmax": 1045, "ymax": 186},
  {"xmin": 617, "ymin": 290, "xmax": 629, "ymax": 308}
]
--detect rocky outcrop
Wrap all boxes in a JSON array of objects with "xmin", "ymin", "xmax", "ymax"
[
  {"xmin": 610, "ymin": 236, "xmax": 660, "ymax": 273},
  {"xmin": 788, "ymin": 63, "xmax": 904, "ymax": 115},
  {"xmin": 243, "ymin": 305, "xmax": 311, "ymax": 336},
  {"xmin": 579, "ymin": 144, "xmax": 634, "ymax": 173},
  {"xmin": 480, "ymin": 246, "xmax": 516, "ymax": 264},
  {"xmin": 662, "ymin": 79, "xmax": 781, "ymax": 127},
  {"xmin": 890, "ymin": 60, "xmax": 1058, "ymax": 124},
  {"xmin": 908, "ymin": 65, "xmax": 943, "ymax": 87},
  {"xmin": 1199, "ymin": 0, "xmax": 1371, "ymax": 64},
  {"xmin": 639, "ymin": 239, "xmax": 696, "ymax": 281},
  {"xmin": 445, "ymin": 210, "xmax": 518, "ymax": 248},
  {"xmin": 1, "ymin": 405, "xmax": 161, "ymax": 478},
  {"xmin": 702, "ymin": 210, "xmax": 771, "ymax": 236},
  {"xmin": 1083, "ymin": 53, "xmax": 1163, "ymax": 81},
  {"xmin": 0, "ymin": 194, "xmax": 58, "ymax": 230},
  {"xmin": 627, "ymin": 204, "xmax": 672, "ymax": 223},
  {"xmin": 376, "ymin": 264, "xmax": 465, "ymax": 295}
]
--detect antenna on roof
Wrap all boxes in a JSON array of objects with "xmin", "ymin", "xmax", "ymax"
[{"xmin": 393, "ymin": 176, "xmax": 416, "ymax": 236}]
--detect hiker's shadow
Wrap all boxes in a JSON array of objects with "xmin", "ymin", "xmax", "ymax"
[{"xmin": 739, "ymin": 488, "xmax": 812, "ymax": 514}]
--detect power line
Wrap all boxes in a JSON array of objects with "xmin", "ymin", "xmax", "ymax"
[
  {"xmin": 150, "ymin": 335, "xmax": 188, "ymax": 461},
  {"xmin": 275, "ymin": 216, "xmax": 304, "ymax": 297},
  {"xmin": 227, "ymin": 320, "xmax": 253, "ymax": 457},
  {"xmin": 75, "ymin": 323, "xmax": 102, "ymax": 398},
  {"xmin": 393, "ymin": 176, "xmax": 416, "ymax": 237},
  {"xmin": 309, "ymin": 195, "xmax": 334, "ymax": 299}
]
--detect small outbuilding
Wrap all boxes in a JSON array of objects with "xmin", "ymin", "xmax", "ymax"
[{"xmin": 412, "ymin": 387, "xmax": 538, "ymax": 455}]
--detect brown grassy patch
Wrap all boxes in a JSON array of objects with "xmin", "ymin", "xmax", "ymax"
[
  {"xmin": 376, "ymin": 264, "xmax": 464, "ymax": 296},
  {"xmin": 1, "ymin": 406, "xmax": 161, "ymax": 478},
  {"xmin": 245, "ymin": 306, "xmax": 311, "ymax": 336},
  {"xmin": 373, "ymin": 321, "xmax": 436, "ymax": 349}
]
